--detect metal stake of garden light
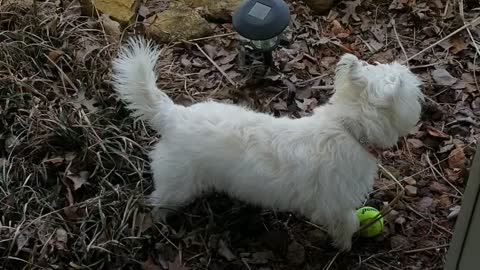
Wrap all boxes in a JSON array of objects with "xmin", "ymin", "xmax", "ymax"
[{"xmin": 233, "ymin": 0, "xmax": 290, "ymax": 67}]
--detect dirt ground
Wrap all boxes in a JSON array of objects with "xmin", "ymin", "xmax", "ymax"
[{"xmin": 1, "ymin": 0, "xmax": 479, "ymax": 269}]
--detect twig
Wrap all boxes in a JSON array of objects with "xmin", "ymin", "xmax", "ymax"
[
  {"xmin": 402, "ymin": 16, "xmax": 480, "ymax": 64},
  {"xmin": 311, "ymin": 85, "xmax": 335, "ymax": 90},
  {"xmin": 425, "ymin": 153, "xmax": 463, "ymax": 195},
  {"xmin": 404, "ymin": 202, "xmax": 453, "ymax": 235},
  {"xmin": 188, "ymin": 32, "xmax": 236, "ymax": 42},
  {"xmin": 379, "ymin": 164, "xmax": 405, "ymax": 191},
  {"xmin": 241, "ymin": 258, "xmax": 252, "ymax": 270},
  {"xmin": 391, "ymin": 19, "xmax": 408, "ymax": 64},
  {"xmin": 403, "ymin": 243, "xmax": 450, "ymax": 254},
  {"xmin": 323, "ymin": 251, "xmax": 340, "ymax": 270},
  {"xmin": 191, "ymin": 42, "xmax": 237, "ymax": 87}
]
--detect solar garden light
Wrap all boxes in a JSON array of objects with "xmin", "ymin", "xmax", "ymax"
[{"xmin": 233, "ymin": 0, "xmax": 290, "ymax": 66}]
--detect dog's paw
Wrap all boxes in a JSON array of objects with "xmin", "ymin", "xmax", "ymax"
[{"xmin": 332, "ymin": 237, "xmax": 353, "ymax": 252}]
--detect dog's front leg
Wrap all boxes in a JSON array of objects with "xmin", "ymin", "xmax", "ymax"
[{"xmin": 327, "ymin": 210, "xmax": 359, "ymax": 251}]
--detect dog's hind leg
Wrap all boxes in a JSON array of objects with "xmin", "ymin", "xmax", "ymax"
[{"xmin": 147, "ymin": 152, "xmax": 201, "ymax": 223}]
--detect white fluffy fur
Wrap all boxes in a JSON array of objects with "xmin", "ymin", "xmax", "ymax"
[{"xmin": 112, "ymin": 37, "xmax": 424, "ymax": 251}]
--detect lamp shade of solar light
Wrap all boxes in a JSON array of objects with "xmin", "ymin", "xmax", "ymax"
[{"xmin": 232, "ymin": 0, "xmax": 290, "ymax": 52}]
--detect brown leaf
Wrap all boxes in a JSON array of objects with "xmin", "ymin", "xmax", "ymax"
[
  {"xmin": 429, "ymin": 181, "xmax": 449, "ymax": 193},
  {"xmin": 144, "ymin": 257, "xmax": 162, "ymax": 270},
  {"xmin": 330, "ymin": 20, "xmax": 346, "ymax": 35},
  {"xmin": 63, "ymin": 206, "xmax": 87, "ymax": 220},
  {"xmin": 373, "ymin": 178, "xmax": 395, "ymax": 190},
  {"xmin": 407, "ymin": 138, "xmax": 424, "ymax": 149},
  {"xmin": 134, "ymin": 212, "xmax": 154, "ymax": 233},
  {"xmin": 448, "ymin": 146, "xmax": 466, "ymax": 169},
  {"xmin": 217, "ymin": 239, "xmax": 236, "ymax": 261},
  {"xmin": 100, "ymin": 14, "xmax": 121, "ymax": 42},
  {"xmin": 450, "ymin": 34, "xmax": 467, "ymax": 54},
  {"xmin": 287, "ymin": 241, "xmax": 305, "ymax": 266},
  {"xmin": 416, "ymin": 197, "xmax": 434, "ymax": 212},
  {"xmin": 67, "ymin": 170, "xmax": 90, "ymax": 190},
  {"xmin": 54, "ymin": 228, "xmax": 68, "ymax": 250},
  {"xmin": 341, "ymin": 0, "xmax": 361, "ymax": 24},
  {"xmin": 168, "ymin": 255, "xmax": 189, "ymax": 270},
  {"xmin": 445, "ymin": 168, "xmax": 462, "ymax": 183},
  {"xmin": 74, "ymin": 89, "xmax": 98, "ymax": 113},
  {"xmin": 425, "ymin": 126, "xmax": 449, "ymax": 139},
  {"xmin": 44, "ymin": 152, "xmax": 76, "ymax": 164},
  {"xmin": 203, "ymin": 44, "xmax": 217, "ymax": 59},
  {"xmin": 47, "ymin": 49, "xmax": 64, "ymax": 66},
  {"xmin": 405, "ymin": 185, "xmax": 417, "ymax": 196},
  {"xmin": 389, "ymin": 0, "xmax": 414, "ymax": 10},
  {"xmin": 432, "ymin": 68, "xmax": 457, "ymax": 86},
  {"xmin": 295, "ymin": 98, "xmax": 318, "ymax": 112}
]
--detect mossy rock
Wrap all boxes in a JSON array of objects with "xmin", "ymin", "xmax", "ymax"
[{"xmin": 145, "ymin": 1, "xmax": 212, "ymax": 43}]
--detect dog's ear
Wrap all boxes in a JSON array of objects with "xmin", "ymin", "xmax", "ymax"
[{"xmin": 368, "ymin": 74, "xmax": 400, "ymax": 107}]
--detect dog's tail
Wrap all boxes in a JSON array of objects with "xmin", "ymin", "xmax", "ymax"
[{"xmin": 112, "ymin": 37, "xmax": 177, "ymax": 131}]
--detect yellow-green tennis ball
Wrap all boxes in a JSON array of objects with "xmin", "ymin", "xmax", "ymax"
[{"xmin": 356, "ymin": 207, "xmax": 384, "ymax": 237}]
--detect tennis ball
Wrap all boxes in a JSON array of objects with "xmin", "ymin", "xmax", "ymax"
[{"xmin": 355, "ymin": 206, "xmax": 384, "ymax": 237}]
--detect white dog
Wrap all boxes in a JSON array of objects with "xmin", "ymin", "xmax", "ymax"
[{"xmin": 112, "ymin": 37, "xmax": 423, "ymax": 251}]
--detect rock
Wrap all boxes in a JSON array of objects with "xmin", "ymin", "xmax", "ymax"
[
  {"xmin": 79, "ymin": 0, "xmax": 140, "ymax": 24},
  {"xmin": 145, "ymin": 1, "xmax": 212, "ymax": 43},
  {"xmin": 180, "ymin": 0, "xmax": 241, "ymax": 21},
  {"xmin": 405, "ymin": 185, "xmax": 418, "ymax": 196},
  {"xmin": 404, "ymin": 177, "xmax": 417, "ymax": 185},
  {"xmin": 287, "ymin": 241, "xmax": 305, "ymax": 266},
  {"xmin": 304, "ymin": 0, "xmax": 335, "ymax": 14}
]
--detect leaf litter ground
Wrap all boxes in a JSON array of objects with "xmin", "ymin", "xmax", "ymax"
[{"xmin": 1, "ymin": 0, "xmax": 479, "ymax": 269}]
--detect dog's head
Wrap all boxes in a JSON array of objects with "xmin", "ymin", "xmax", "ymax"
[{"xmin": 331, "ymin": 54, "xmax": 424, "ymax": 146}]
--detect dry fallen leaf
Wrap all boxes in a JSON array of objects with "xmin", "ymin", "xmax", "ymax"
[
  {"xmin": 168, "ymin": 255, "xmax": 190, "ymax": 270},
  {"xmin": 341, "ymin": 0, "xmax": 361, "ymax": 24},
  {"xmin": 287, "ymin": 241, "xmax": 305, "ymax": 266},
  {"xmin": 47, "ymin": 49, "xmax": 64, "ymax": 66},
  {"xmin": 67, "ymin": 170, "xmax": 90, "ymax": 190},
  {"xmin": 407, "ymin": 138, "xmax": 424, "ymax": 149},
  {"xmin": 144, "ymin": 257, "xmax": 162, "ymax": 270},
  {"xmin": 448, "ymin": 145, "xmax": 466, "ymax": 170},
  {"xmin": 450, "ymin": 34, "xmax": 467, "ymax": 54},
  {"xmin": 100, "ymin": 14, "xmax": 121, "ymax": 42},
  {"xmin": 134, "ymin": 212, "xmax": 154, "ymax": 233},
  {"xmin": 432, "ymin": 68, "xmax": 457, "ymax": 86},
  {"xmin": 217, "ymin": 239, "xmax": 236, "ymax": 261},
  {"xmin": 54, "ymin": 228, "xmax": 68, "ymax": 250},
  {"xmin": 74, "ymin": 89, "xmax": 98, "ymax": 113},
  {"xmin": 425, "ymin": 126, "xmax": 449, "ymax": 139}
]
